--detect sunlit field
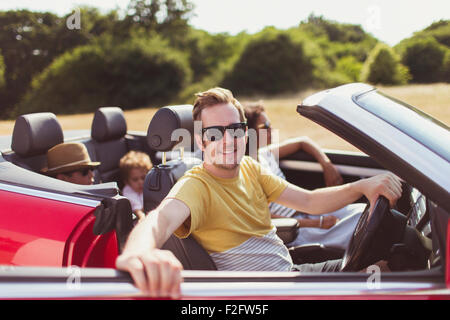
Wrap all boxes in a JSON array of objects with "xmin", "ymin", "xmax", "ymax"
[{"xmin": 1, "ymin": 83, "xmax": 449, "ymax": 152}]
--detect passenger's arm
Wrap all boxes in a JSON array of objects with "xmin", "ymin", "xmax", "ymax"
[
  {"xmin": 266, "ymin": 136, "xmax": 343, "ymax": 186},
  {"xmin": 115, "ymin": 198, "xmax": 190, "ymax": 298},
  {"xmin": 275, "ymin": 173, "xmax": 402, "ymax": 215},
  {"xmin": 271, "ymin": 213, "xmax": 338, "ymax": 229}
]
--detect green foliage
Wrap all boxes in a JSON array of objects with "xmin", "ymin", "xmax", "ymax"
[
  {"xmin": 182, "ymin": 29, "xmax": 249, "ymax": 82},
  {"xmin": 221, "ymin": 30, "xmax": 314, "ymax": 95},
  {"xmin": 0, "ymin": 8, "xmax": 122, "ymax": 117},
  {"xmin": 336, "ymin": 56, "xmax": 363, "ymax": 82},
  {"xmin": 395, "ymin": 20, "xmax": 449, "ymax": 83},
  {"xmin": 124, "ymin": 0, "xmax": 194, "ymax": 45},
  {"xmin": 0, "ymin": 10, "xmax": 61, "ymax": 115},
  {"xmin": 3, "ymin": 7, "xmax": 449, "ymax": 119},
  {"xmin": 419, "ymin": 20, "xmax": 450, "ymax": 47},
  {"xmin": 299, "ymin": 14, "xmax": 368, "ymax": 43},
  {"xmin": 398, "ymin": 37, "xmax": 446, "ymax": 83},
  {"xmin": 292, "ymin": 14, "xmax": 378, "ymax": 86},
  {"xmin": 15, "ymin": 36, "xmax": 191, "ymax": 115},
  {"xmin": 0, "ymin": 3, "xmax": 195, "ymax": 118},
  {"xmin": 443, "ymin": 50, "xmax": 450, "ymax": 82},
  {"xmin": 361, "ymin": 43, "xmax": 410, "ymax": 85},
  {"xmin": 295, "ymin": 15, "xmax": 378, "ymax": 62}
]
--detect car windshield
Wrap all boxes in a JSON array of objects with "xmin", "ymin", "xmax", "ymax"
[{"xmin": 354, "ymin": 90, "xmax": 450, "ymax": 163}]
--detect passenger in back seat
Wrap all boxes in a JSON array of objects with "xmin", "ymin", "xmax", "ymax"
[
  {"xmin": 119, "ymin": 151, "xmax": 153, "ymax": 222},
  {"xmin": 42, "ymin": 142, "xmax": 100, "ymax": 185},
  {"xmin": 243, "ymin": 102, "xmax": 364, "ymax": 250}
]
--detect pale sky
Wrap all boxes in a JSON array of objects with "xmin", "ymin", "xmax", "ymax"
[{"xmin": 1, "ymin": 0, "xmax": 449, "ymax": 46}]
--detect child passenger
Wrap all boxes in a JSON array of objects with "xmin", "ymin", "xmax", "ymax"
[{"xmin": 119, "ymin": 151, "xmax": 152, "ymax": 222}]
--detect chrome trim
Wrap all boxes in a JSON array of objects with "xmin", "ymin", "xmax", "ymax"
[
  {"xmin": 0, "ymin": 268, "xmax": 447, "ymax": 299},
  {"xmin": 321, "ymin": 148, "xmax": 368, "ymax": 157},
  {"xmin": 0, "ymin": 280, "xmax": 446, "ymax": 299},
  {"xmin": 279, "ymin": 160, "xmax": 389, "ymax": 177},
  {"xmin": 0, "ymin": 282, "xmax": 139, "ymax": 299},
  {"xmin": 181, "ymin": 281, "xmax": 445, "ymax": 297},
  {"xmin": 0, "ymin": 182, "xmax": 100, "ymax": 208}
]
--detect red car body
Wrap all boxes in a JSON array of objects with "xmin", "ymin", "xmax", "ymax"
[{"xmin": 0, "ymin": 189, "xmax": 117, "ymax": 268}]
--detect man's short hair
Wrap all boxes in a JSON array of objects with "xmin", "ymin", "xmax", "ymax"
[
  {"xmin": 119, "ymin": 151, "xmax": 152, "ymax": 182},
  {"xmin": 193, "ymin": 87, "xmax": 247, "ymax": 123}
]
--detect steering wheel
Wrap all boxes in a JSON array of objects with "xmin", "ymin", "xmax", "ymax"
[{"xmin": 340, "ymin": 196, "xmax": 392, "ymax": 271}]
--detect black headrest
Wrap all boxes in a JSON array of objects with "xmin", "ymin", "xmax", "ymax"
[
  {"xmin": 11, "ymin": 112, "xmax": 64, "ymax": 157},
  {"xmin": 147, "ymin": 105, "xmax": 194, "ymax": 152},
  {"xmin": 91, "ymin": 107, "xmax": 127, "ymax": 142}
]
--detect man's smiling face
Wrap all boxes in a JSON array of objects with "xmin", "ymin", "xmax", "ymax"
[{"xmin": 197, "ymin": 102, "xmax": 247, "ymax": 172}]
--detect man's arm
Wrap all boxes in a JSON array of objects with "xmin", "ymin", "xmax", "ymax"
[
  {"xmin": 275, "ymin": 173, "xmax": 402, "ymax": 215},
  {"xmin": 115, "ymin": 198, "xmax": 190, "ymax": 298}
]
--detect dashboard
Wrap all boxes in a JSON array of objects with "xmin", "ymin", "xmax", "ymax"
[{"xmin": 407, "ymin": 187, "xmax": 431, "ymax": 237}]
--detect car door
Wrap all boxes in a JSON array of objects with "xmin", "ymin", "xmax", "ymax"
[
  {"xmin": 280, "ymin": 149, "xmax": 386, "ymax": 190},
  {"xmin": 0, "ymin": 266, "xmax": 448, "ymax": 300}
]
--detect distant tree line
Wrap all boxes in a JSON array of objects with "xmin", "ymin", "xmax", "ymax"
[{"xmin": 0, "ymin": 1, "xmax": 448, "ymax": 119}]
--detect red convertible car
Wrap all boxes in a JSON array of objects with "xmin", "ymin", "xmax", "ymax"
[{"xmin": 0, "ymin": 83, "xmax": 449, "ymax": 299}]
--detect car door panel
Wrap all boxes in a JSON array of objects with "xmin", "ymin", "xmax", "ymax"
[{"xmin": 280, "ymin": 149, "xmax": 385, "ymax": 190}]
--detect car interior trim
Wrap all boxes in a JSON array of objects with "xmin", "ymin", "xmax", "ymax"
[{"xmin": 279, "ymin": 160, "xmax": 389, "ymax": 177}]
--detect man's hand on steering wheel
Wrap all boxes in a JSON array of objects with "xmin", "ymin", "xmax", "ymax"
[{"xmin": 355, "ymin": 172, "xmax": 403, "ymax": 211}]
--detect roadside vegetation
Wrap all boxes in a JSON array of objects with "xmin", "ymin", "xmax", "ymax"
[{"xmin": 0, "ymin": 1, "xmax": 448, "ymax": 122}]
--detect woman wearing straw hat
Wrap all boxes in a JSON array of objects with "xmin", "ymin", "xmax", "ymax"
[{"xmin": 42, "ymin": 142, "xmax": 100, "ymax": 185}]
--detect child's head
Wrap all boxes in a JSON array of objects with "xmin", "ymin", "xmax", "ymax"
[{"xmin": 119, "ymin": 151, "xmax": 152, "ymax": 193}]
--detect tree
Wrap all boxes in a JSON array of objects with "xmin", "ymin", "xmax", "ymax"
[
  {"xmin": 124, "ymin": 0, "xmax": 193, "ymax": 44},
  {"xmin": 336, "ymin": 56, "xmax": 362, "ymax": 82},
  {"xmin": 361, "ymin": 43, "xmax": 410, "ymax": 85},
  {"xmin": 420, "ymin": 20, "xmax": 450, "ymax": 47},
  {"xmin": 15, "ymin": 37, "xmax": 192, "ymax": 116},
  {"xmin": 222, "ymin": 31, "xmax": 314, "ymax": 95},
  {"xmin": 299, "ymin": 14, "xmax": 369, "ymax": 43},
  {"xmin": 0, "ymin": 8, "xmax": 122, "ymax": 118},
  {"xmin": 442, "ymin": 50, "xmax": 450, "ymax": 82},
  {"xmin": 0, "ymin": 10, "xmax": 60, "ymax": 116},
  {"xmin": 400, "ymin": 37, "xmax": 446, "ymax": 83}
]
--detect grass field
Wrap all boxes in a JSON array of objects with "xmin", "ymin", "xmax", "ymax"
[{"xmin": 1, "ymin": 83, "xmax": 448, "ymax": 152}]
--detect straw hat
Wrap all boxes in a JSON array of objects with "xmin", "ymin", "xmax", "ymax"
[{"xmin": 42, "ymin": 142, "xmax": 100, "ymax": 175}]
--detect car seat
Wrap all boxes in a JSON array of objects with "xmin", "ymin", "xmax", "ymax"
[
  {"xmin": 6, "ymin": 112, "xmax": 64, "ymax": 172},
  {"xmin": 143, "ymin": 105, "xmax": 217, "ymax": 270},
  {"xmin": 90, "ymin": 107, "xmax": 129, "ymax": 186}
]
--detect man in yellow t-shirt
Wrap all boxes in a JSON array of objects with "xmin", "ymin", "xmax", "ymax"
[
  {"xmin": 168, "ymin": 155, "xmax": 292, "ymax": 271},
  {"xmin": 116, "ymin": 87, "xmax": 402, "ymax": 298}
]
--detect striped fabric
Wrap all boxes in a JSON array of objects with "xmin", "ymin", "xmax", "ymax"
[
  {"xmin": 209, "ymin": 228, "xmax": 293, "ymax": 271},
  {"xmin": 258, "ymin": 148, "xmax": 296, "ymax": 218}
]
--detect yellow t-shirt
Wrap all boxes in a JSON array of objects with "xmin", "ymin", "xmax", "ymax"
[{"xmin": 166, "ymin": 156, "xmax": 289, "ymax": 254}]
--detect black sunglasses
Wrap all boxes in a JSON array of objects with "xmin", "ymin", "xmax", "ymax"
[
  {"xmin": 202, "ymin": 122, "xmax": 247, "ymax": 142},
  {"xmin": 65, "ymin": 168, "xmax": 94, "ymax": 177}
]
